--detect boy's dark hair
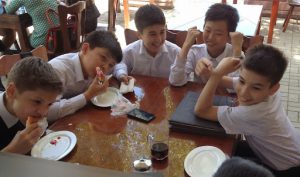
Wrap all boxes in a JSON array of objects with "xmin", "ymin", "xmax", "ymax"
[
  {"xmin": 204, "ymin": 3, "xmax": 239, "ymax": 33},
  {"xmin": 134, "ymin": 4, "xmax": 166, "ymax": 33},
  {"xmin": 243, "ymin": 44, "xmax": 288, "ymax": 86},
  {"xmin": 7, "ymin": 57, "xmax": 63, "ymax": 94},
  {"xmin": 83, "ymin": 30, "xmax": 122, "ymax": 63},
  {"xmin": 213, "ymin": 157, "xmax": 274, "ymax": 177}
]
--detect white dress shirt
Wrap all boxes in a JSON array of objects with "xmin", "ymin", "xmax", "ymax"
[{"xmin": 113, "ymin": 40, "xmax": 180, "ymax": 79}]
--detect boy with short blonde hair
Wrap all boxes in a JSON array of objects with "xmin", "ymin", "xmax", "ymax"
[
  {"xmin": 0, "ymin": 57, "xmax": 62, "ymax": 154},
  {"xmin": 195, "ymin": 44, "xmax": 300, "ymax": 177}
]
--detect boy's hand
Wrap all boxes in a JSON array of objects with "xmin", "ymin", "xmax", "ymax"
[
  {"xmin": 230, "ymin": 32, "xmax": 244, "ymax": 57},
  {"xmin": 195, "ymin": 58, "xmax": 213, "ymax": 78},
  {"xmin": 120, "ymin": 75, "xmax": 135, "ymax": 85},
  {"xmin": 84, "ymin": 76, "xmax": 109, "ymax": 101},
  {"xmin": 2, "ymin": 118, "xmax": 43, "ymax": 154},
  {"xmin": 182, "ymin": 27, "xmax": 201, "ymax": 49},
  {"xmin": 214, "ymin": 57, "xmax": 241, "ymax": 76}
]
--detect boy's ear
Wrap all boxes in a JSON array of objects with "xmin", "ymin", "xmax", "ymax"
[
  {"xmin": 269, "ymin": 83, "xmax": 280, "ymax": 95},
  {"xmin": 80, "ymin": 43, "xmax": 90, "ymax": 55},
  {"xmin": 137, "ymin": 31, "xmax": 143, "ymax": 39},
  {"xmin": 6, "ymin": 82, "xmax": 16, "ymax": 99}
]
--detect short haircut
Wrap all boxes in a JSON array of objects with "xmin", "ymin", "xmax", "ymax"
[
  {"xmin": 7, "ymin": 57, "xmax": 63, "ymax": 94},
  {"xmin": 83, "ymin": 30, "xmax": 123, "ymax": 63},
  {"xmin": 204, "ymin": 3, "xmax": 239, "ymax": 33},
  {"xmin": 134, "ymin": 4, "xmax": 166, "ymax": 33},
  {"xmin": 243, "ymin": 44, "xmax": 288, "ymax": 86},
  {"xmin": 213, "ymin": 157, "xmax": 274, "ymax": 177}
]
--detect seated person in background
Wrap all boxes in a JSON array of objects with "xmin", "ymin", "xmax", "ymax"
[
  {"xmin": 48, "ymin": 31, "xmax": 122, "ymax": 120},
  {"xmin": 0, "ymin": 57, "xmax": 62, "ymax": 154},
  {"xmin": 113, "ymin": 4, "xmax": 180, "ymax": 84},
  {"xmin": 194, "ymin": 44, "xmax": 300, "ymax": 177},
  {"xmin": 1, "ymin": 0, "xmax": 59, "ymax": 48},
  {"xmin": 213, "ymin": 157, "xmax": 274, "ymax": 177},
  {"xmin": 169, "ymin": 3, "xmax": 244, "ymax": 86},
  {"xmin": 66, "ymin": 0, "xmax": 100, "ymax": 34}
]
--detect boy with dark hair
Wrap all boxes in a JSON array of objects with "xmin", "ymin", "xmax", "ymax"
[
  {"xmin": 48, "ymin": 30, "xmax": 122, "ymax": 120},
  {"xmin": 0, "ymin": 57, "xmax": 63, "ymax": 154},
  {"xmin": 169, "ymin": 3, "xmax": 244, "ymax": 86},
  {"xmin": 213, "ymin": 157, "xmax": 274, "ymax": 177},
  {"xmin": 113, "ymin": 4, "xmax": 180, "ymax": 83},
  {"xmin": 194, "ymin": 44, "xmax": 300, "ymax": 177}
]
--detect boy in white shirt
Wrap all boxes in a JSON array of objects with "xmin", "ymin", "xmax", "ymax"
[
  {"xmin": 113, "ymin": 4, "xmax": 180, "ymax": 83},
  {"xmin": 48, "ymin": 31, "xmax": 122, "ymax": 120},
  {"xmin": 194, "ymin": 44, "xmax": 300, "ymax": 177},
  {"xmin": 169, "ymin": 3, "xmax": 244, "ymax": 86}
]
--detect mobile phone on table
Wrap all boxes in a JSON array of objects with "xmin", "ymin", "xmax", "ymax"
[{"xmin": 127, "ymin": 108, "xmax": 155, "ymax": 123}]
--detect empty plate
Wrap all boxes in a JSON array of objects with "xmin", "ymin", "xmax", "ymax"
[
  {"xmin": 91, "ymin": 87, "xmax": 119, "ymax": 107},
  {"xmin": 31, "ymin": 131, "xmax": 77, "ymax": 160},
  {"xmin": 184, "ymin": 146, "xmax": 226, "ymax": 177}
]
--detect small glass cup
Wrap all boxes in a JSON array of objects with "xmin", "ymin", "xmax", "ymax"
[{"xmin": 148, "ymin": 134, "xmax": 169, "ymax": 161}]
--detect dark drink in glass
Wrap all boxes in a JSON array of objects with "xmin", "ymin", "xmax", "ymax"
[{"xmin": 151, "ymin": 142, "xmax": 169, "ymax": 160}]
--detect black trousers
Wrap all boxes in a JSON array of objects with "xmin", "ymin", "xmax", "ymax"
[{"xmin": 233, "ymin": 140, "xmax": 300, "ymax": 177}]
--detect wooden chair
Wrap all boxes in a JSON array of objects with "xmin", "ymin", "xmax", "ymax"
[
  {"xmin": 0, "ymin": 13, "xmax": 33, "ymax": 52},
  {"xmin": 282, "ymin": 0, "xmax": 300, "ymax": 32},
  {"xmin": 0, "ymin": 45, "xmax": 48, "ymax": 76},
  {"xmin": 57, "ymin": 1, "xmax": 86, "ymax": 54},
  {"xmin": 124, "ymin": 28, "xmax": 263, "ymax": 52},
  {"xmin": 221, "ymin": 0, "xmax": 238, "ymax": 4},
  {"xmin": 124, "ymin": 28, "xmax": 203, "ymax": 48},
  {"xmin": 0, "ymin": 45, "xmax": 48, "ymax": 90}
]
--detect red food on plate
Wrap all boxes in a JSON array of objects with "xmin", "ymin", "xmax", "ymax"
[{"xmin": 50, "ymin": 139, "xmax": 57, "ymax": 145}]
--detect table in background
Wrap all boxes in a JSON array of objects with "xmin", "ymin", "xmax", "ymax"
[
  {"xmin": 167, "ymin": 4, "xmax": 263, "ymax": 37},
  {"xmin": 50, "ymin": 75, "xmax": 235, "ymax": 177}
]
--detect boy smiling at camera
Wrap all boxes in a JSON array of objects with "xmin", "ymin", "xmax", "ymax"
[
  {"xmin": 194, "ymin": 44, "xmax": 300, "ymax": 177},
  {"xmin": 113, "ymin": 4, "xmax": 180, "ymax": 84}
]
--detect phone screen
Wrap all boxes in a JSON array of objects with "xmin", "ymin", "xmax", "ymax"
[{"xmin": 127, "ymin": 108, "xmax": 155, "ymax": 123}]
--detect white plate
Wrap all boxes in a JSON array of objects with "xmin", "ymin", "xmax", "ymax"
[
  {"xmin": 184, "ymin": 146, "xmax": 226, "ymax": 177},
  {"xmin": 91, "ymin": 87, "xmax": 119, "ymax": 107},
  {"xmin": 31, "ymin": 131, "xmax": 77, "ymax": 160}
]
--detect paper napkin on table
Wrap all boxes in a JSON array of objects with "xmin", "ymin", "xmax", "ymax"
[{"xmin": 119, "ymin": 79, "xmax": 135, "ymax": 94}]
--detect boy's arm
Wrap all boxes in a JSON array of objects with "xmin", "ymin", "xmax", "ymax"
[
  {"xmin": 194, "ymin": 57, "xmax": 240, "ymax": 121},
  {"xmin": 169, "ymin": 28, "xmax": 201, "ymax": 86},
  {"xmin": 1, "ymin": 118, "xmax": 43, "ymax": 154},
  {"xmin": 178, "ymin": 27, "xmax": 201, "ymax": 61},
  {"xmin": 230, "ymin": 32, "xmax": 244, "ymax": 58}
]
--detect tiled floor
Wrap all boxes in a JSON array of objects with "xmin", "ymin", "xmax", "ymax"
[{"xmin": 96, "ymin": 0, "xmax": 300, "ymax": 130}]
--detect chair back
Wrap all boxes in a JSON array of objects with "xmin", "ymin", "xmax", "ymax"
[
  {"xmin": 221, "ymin": 0, "xmax": 238, "ymax": 4},
  {"xmin": 0, "ymin": 45, "xmax": 48, "ymax": 76},
  {"xmin": 124, "ymin": 28, "xmax": 263, "ymax": 53},
  {"xmin": 0, "ymin": 13, "xmax": 33, "ymax": 52},
  {"xmin": 124, "ymin": 28, "xmax": 203, "ymax": 48},
  {"xmin": 58, "ymin": 1, "xmax": 86, "ymax": 53}
]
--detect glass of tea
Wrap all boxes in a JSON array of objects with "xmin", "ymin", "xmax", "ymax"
[{"xmin": 148, "ymin": 134, "xmax": 169, "ymax": 160}]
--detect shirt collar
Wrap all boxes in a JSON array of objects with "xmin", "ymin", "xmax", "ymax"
[{"xmin": 0, "ymin": 92, "xmax": 19, "ymax": 128}]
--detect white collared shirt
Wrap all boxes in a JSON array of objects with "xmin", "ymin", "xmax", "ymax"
[
  {"xmin": 48, "ymin": 53, "xmax": 91, "ymax": 121},
  {"xmin": 169, "ymin": 43, "xmax": 241, "ymax": 86},
  {"xmin": 0, "ymin": 92, "xmax": 19, "ymax": 128},
  {"xmin": 113, "ymin": 40, "xmax": 180, "ymax": 79}
]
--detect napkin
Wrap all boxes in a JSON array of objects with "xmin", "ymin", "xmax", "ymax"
[
  {"xmin": 37, "ymin": 117, "xmax": 48, "ymax": 134},
  {"xmin": 119, "ymin": 79, "xmax": 135, "ymax": 94}
]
